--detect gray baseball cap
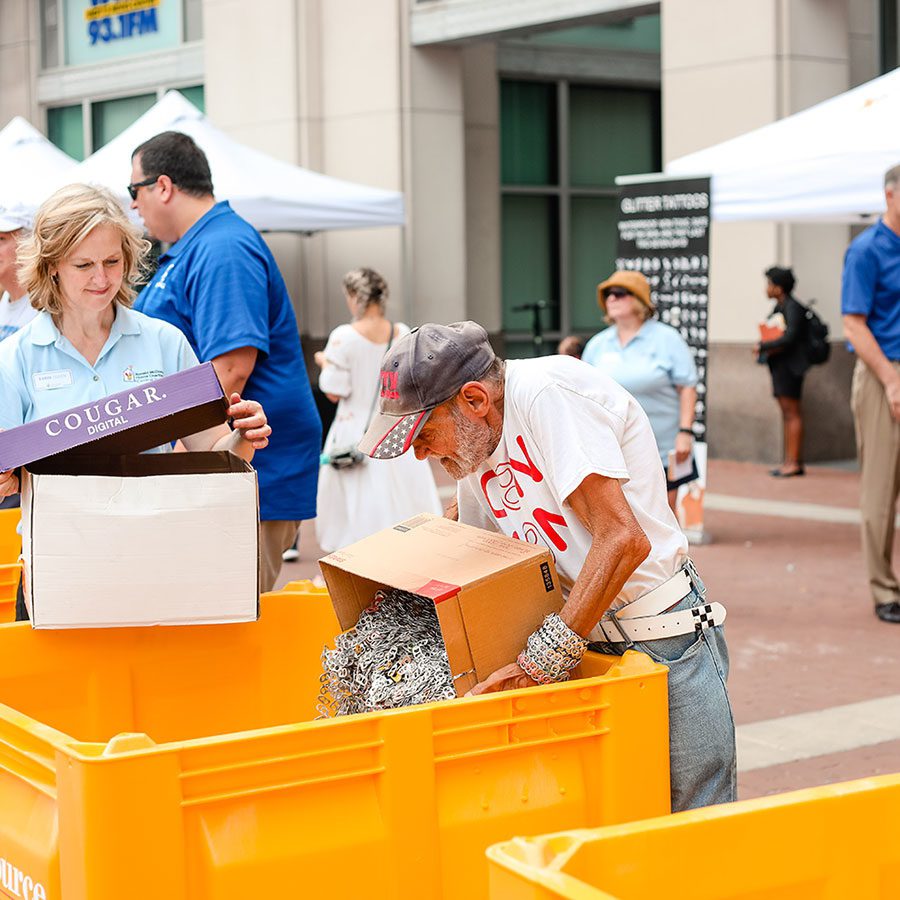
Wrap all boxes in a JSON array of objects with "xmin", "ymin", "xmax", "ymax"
[{"xmin": 358, "ymin": 321, "xmax": 496, "ymax": 459}]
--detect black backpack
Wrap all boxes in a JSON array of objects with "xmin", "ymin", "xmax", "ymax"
[{"xmin": 800, "ymin": 299, "xmax": 830, "ymax": 366}]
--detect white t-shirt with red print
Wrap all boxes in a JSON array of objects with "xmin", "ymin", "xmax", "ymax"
[{"xmin": 457, "ymin": 356, "xmax": 687, "ymax": 626}]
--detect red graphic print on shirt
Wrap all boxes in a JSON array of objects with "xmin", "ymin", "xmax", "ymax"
[{"xmin": 479, "ymin": 434, "xmax": 569, "ymax": 556}]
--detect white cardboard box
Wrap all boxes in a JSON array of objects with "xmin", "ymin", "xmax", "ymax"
[
  {"xmin": 0, "ymin": 363, "xmax": 261, "ymax": 629},
  {"xmin": 22, "ymin": 452, "xmax": 259, "ymax": 629}
]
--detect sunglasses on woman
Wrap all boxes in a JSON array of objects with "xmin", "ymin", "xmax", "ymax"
[{"xmin": 604, "ymin": 287, "xmax": 632, "ymax": 299}]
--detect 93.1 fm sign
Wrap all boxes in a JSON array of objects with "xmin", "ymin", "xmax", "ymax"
[{"xmin": 65, "ymin": 0, "xmax": 183, "ymax": 66}]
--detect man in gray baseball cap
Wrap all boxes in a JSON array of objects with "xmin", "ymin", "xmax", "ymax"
[
  {"xmin": 359, "ymin": 319, "xmax": 735, "ymax": 813},
  {"xmin": 358, "ymin": 320, "xmax": 497, "ymax": 465}
]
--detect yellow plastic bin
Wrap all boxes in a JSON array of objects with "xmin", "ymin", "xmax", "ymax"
[
  {"xmin": 488, "ymin": 773, "xmax": 900, "ymax": 899},
  {"xmin": 0, "ymin": 590, "xmax": 668, "ymax": 900},
  {"xmin": 0, "ymin": 561, "xmax": 21, "ymax": 623},
  {"xmin": 0, "ymin": 508, "xmax": 20, "ymax": 565}
]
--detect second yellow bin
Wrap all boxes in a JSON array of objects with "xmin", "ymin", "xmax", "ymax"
[
  {"xmin": 0, "ymin": 587, "xmax": 669, "ymax": 900},
  {"xmin": 488, "ymin": 773, "xmax": 900, "ymax": 899}
]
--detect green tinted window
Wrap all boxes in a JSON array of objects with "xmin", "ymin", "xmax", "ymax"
[
  {"xmin": 179, "ymin": 85, "xmax": 205, "ymax": 112},
  {"xmin": 91, "ymin": 93, "xmax": 156, "ymax": 151},
  {"xmin": 569, "ymin": 86, "xmax": 659, "ymax": 187},
  {"xmin": 47, "ymin": 104, "xmax": 84, "ymax": 161},
  {"xmin": 501, "ymin": 81, "xmax": 557, "ymax": 186},
  {"xmin": 523, "ymin": 15, "xmax": 660, "ymax": 52},
  {"xmin": 569, "ymin": 196, "xmax": 619, "ymax": 332},
  {"xmin": 501, "ymin": 195, "xmax": 559, "ymax": 333}
]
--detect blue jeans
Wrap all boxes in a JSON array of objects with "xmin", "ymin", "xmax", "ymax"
[{"xmin": 590, "ymin": 585, "xmax": 737, "ymax": 812}]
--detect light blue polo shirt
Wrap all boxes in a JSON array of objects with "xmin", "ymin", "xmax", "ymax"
[
  {"xmin": 582, "ymin": 319, "xmax": 697, "ymax": 461},
  {"xmin": 0, "ymin": 304, "xmax": 198, "ymax": 433}
]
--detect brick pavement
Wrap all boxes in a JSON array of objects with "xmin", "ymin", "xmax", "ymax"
[{"xmin": 279, "ymin": 458, "xmax": 900, "ymax": 801}]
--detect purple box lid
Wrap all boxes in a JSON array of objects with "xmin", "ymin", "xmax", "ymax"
[{"xmin": 0, "ymin": 362, "xmax": 228, "ymax": 471}]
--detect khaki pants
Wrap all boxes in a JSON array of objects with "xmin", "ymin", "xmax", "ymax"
[
  {"xmin": 850, "ymin": 359, "xmax": 900, "ymax": 607},
  {"xmin": 259, "ymin": 520, "xmax": 302, "ymax": 593}
]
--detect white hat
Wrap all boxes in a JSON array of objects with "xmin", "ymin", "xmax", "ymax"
[{"xmin": 0, "ymin": 204, "xmax": 32, "ymax": 233}]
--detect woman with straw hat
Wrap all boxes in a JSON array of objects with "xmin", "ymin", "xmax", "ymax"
[{"xmin": 582, "ymin": 270, "xmax": 698, "ymax": 511}]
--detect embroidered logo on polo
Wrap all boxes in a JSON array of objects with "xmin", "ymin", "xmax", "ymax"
[
  {"xmin": 154, "ymin": 262, "xmax": 176, "ymax": 290},
  {"xmin": 691, "ymin": 603, "xmax": 715, "ymax": 633},
  {"xmin": 122, "ymin": 366, "xmax": 164, "ymax": 384}
]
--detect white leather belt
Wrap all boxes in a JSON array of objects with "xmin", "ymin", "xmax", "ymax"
[
  {"xmin": 617, "ymin": 568, "xmax": 693, "ymax": 620},
  {"xmin": 595, "ymin": 561, "xmax": 727, "ymax": 644},
  {"xmin": 596, "ymin": 601, "xmax": 727, "ymax": 644}
]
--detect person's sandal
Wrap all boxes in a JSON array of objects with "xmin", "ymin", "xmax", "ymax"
[{"xmin": 769, "ymin": 466, "xmax": 805, "ymax": 478}]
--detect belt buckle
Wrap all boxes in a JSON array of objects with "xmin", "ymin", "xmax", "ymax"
[
  {"xmin": 683, "ymin": 558, "xmax": 706, "ymax": 599},
  {"xmin": 605, "ymin": 609, "xmax": 635, "ymax": 650}
]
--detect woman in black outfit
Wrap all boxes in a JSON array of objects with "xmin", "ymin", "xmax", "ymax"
[{"xmin": 757, "ymin": 266, "xmax": 809, "ymax": 477}]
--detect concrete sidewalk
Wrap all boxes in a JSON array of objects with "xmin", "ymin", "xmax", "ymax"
[{"xmin": 279, "ymin": 458, "xmax": 900, "ymax": 801}]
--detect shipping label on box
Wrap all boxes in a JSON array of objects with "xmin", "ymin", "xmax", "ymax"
[{"xmin": 319, "ymin": 514, "xmax": 563, "ymax": 695}]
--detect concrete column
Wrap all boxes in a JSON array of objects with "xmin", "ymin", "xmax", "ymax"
[
  {"xmin": 462, "ymin": 43, "xmax": 501, "ymax": 332},
  {"xmin": 202, "ymin": 0, "xmax": 310, "ymax": 331},
  {"xmin": 0, "ymin": 0, "xmax": 39, "ymax": 126},
  {"xmin": 662, "ymin": 0, "xmax": 855, "ymax": 462}
]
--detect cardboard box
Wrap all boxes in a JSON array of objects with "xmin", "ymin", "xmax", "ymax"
[
  {"xmin": 0, "ymin": 363, "xmax": 260, "ymax": 629},
  {"xmin": 319, "ymin": 513, "xmax": 564, "ymax": 696},
  {"xmin": 0, "ymin": 363, "xmax": 230, "ymax": 471}
]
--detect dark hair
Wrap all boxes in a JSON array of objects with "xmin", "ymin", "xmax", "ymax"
[
  {"xmin": 765, "ymin": 265, "xmax": 795, "ymax": 295},
  {"xmin": 132, "ymin": 131, "xmax": 214, "ymax": 198}
]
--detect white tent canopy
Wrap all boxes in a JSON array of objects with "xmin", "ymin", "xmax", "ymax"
[
  {"xmin": 68, "ymin": 91, "xmax": 405, "ymax": 232},
  {"xmin": 0, "ymin": 117, "xmax": 77, "ymax": 219},
  {"xmin": 663, "ymin": 67, "xmax": 900, "ymax": 223}
]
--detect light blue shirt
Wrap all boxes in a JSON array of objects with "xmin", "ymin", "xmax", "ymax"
[
  {"xmin": 582, "ymin": 319, "xmax": 697, "ymax": 461},
  {"xmin": 0, "ymin": 304, "xmax": 198, "ymax": 433}
]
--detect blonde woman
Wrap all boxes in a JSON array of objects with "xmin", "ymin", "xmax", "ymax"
[
  {"xmin": 314, "ymin": 268, "xmax": 441, "ymax": 552},
  {"xmin": 582, "ymin": 270, "xmax": 698, "ymax": 511},
  {"xmin": 0, "ymin": 185, "xmax": 270, "ymax": 616}
]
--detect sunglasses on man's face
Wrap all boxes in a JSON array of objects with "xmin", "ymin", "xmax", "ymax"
[
  {"xmin": 604, "ymin": 287, "xmax": 632, "ymax": 300},
  {"xmin": 126, "ymin": 175, "xmax": 160, "ymax": 201}
]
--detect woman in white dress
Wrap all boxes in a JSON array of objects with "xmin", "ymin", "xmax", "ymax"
[{"xmin": 314, "ymin": 268, "xmax": 442, "ymax": 552}]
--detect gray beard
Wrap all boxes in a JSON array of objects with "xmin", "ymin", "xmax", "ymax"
[{"xmin": 439, "ymin": 406, "xmax": 501, "ymax": 480}]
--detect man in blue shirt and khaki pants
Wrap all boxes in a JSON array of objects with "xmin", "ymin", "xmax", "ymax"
[
  {"xmin": 842, "ymin": 164, "xmax": 900, "ymax": 624},
  {"xmin": 129, "ymin": 132, "xmax": 321, "ymax": 592}
]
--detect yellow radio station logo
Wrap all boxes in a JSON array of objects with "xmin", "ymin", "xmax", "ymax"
[{"xmin": 84, "ymin": 0, "xmax": 161, "ymax": 44}]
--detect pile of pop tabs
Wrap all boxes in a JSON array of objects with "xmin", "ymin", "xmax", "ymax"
[{"xmin": 318, "ymin": 588, "xmax": 457, "ymax": 717}]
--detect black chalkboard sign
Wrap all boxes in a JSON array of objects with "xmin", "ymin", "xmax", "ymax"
[{"xmin": 616, "ymin": 176, "xmax": 712, "ymax": 441}]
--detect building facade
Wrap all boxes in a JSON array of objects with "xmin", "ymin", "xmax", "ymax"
[{"xmin": 0, "ymin": 0, "xmax": 893, "ymax": 461}]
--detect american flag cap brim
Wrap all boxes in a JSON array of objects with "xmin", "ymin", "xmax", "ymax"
[{"xmin": 358, "ymin": 408, "xmax": 432, "ymax": 459}]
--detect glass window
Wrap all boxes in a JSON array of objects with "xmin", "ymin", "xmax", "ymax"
[
  {"xmin": 91, "ymin": 93, "xmax": 156, "ymax": 151},
  {"xmin": 569, "ymin": 196, "xmax": 618, "ymax": 332},
  {"xmin": 882, "ymin": 1, "xmax": 899, "ymax": 72},
  {"xmin": 501, "ymin": 81, "xmax": 558, "ymax": 186},
  {"xmin": 178, "ymin": 85, "xmax": 205, "ymax": 112},
  {"xmin": 500, "ymin": 78, "xmax": 660, "ymax": 341},
  {"xmin": 47, "ymin": 105, "xmax": 85, "ymax": 161},
  {"xmin": 569, "ymin": 86, "xmax": 660, "ymax": 188},
  {"xmin": 501, "ymin": 195, "xmax": 559, "ymax": 335},
  {"xmin": 520, "ymin": 15, "xmax": 661, "ymax": 53}
]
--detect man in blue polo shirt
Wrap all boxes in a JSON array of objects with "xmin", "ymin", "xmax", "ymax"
[
  {"xmin": 842, "ymin": 163, "xmax": 900, "ymax": 624},
  {"xmin": 130, "ymin": 131, "xmax": 321, "ymax": 592}
]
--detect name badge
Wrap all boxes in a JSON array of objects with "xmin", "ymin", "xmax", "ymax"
[{"xmin": 32, "ymin": 369, "xmax": 74, "ymax": 391}]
